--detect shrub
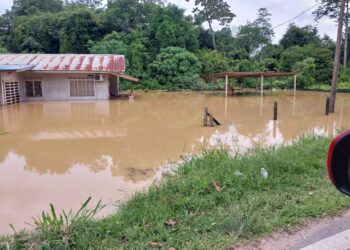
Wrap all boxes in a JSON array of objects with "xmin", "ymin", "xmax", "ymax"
[
  {"xmin": 292, "ymin": 57, "xmax": 316, "ymax": 88},
  {"xmin": 196, "ymin": 49, "xmax": 229, "ymax": 76},
  {"xmin": 149, "ymin": 47, "xmax": 201, "ymax": 90}
]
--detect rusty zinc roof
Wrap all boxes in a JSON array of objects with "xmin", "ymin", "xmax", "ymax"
[
  {"xmin": 205, "ymin": 71, "xmax": 296, "ymax": 80},
  {"xmin": 0, "ymin": 54, "xmax": 125, "ymax": 73}
]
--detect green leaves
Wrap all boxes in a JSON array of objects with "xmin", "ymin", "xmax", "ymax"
[
  {"xmin": 149, "ymin": 47, "xmax": 201, "ymax": 90},
  {"xmin": 32, "ymin": 197, "xmax": 105, "ymax": 248}
]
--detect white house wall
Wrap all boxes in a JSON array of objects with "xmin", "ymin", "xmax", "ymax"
[
  {"xmin": 0, "ymin": 82, "xmax": 2, "ymax": 105},
  {"xmin": 17, "ymin": 73, "xmax": 110, "ymax": 102}
]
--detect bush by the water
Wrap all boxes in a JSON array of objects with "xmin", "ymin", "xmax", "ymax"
[{"xmin": 148, "ymin": 47, "xmax": 201, "ymax": 90}]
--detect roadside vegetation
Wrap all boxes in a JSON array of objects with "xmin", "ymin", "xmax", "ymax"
[
  {"xmin": 2, "ymin": 135, "xmax": 350, "ymax": 249},
  {"xmin": 0, "ymin": 0, "xmax": 346, "ymax": 91}
]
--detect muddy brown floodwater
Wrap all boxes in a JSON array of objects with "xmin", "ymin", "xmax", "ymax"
[{"xmin": 0, "ymin": 91, "xmax": 349, "ymax": 234}]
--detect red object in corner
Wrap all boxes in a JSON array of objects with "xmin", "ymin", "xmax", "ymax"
[{"xmin": 327, "ymin": 130, "xmax": 350, "ymax": 196}]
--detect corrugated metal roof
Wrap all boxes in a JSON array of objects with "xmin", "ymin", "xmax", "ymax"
[
  {"xmin": 0, "ymin": 54, "xmax": 125, "ymax": 73},
  {"xmin": 0, "ymin": 64, "xmax": 34, "ymax": 72}
]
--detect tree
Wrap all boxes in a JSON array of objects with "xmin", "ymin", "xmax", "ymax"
[
  {"xmin": 280, "ymin": 45, "xmax": 333, "ymax": 83},
  {"xmin": 149, "ymin": 4, "xmax": 199, "ymax": 53},
  {"xmin": 103, "ymin": 0, "xmax": 161, "ymax": 34},
  {"xmin": 214, "ymin": 27, "xmax": 235, "ymax": 55},
  {"xmin": 20, "ymin": 36, "xmax": 43, "ymax": 52},
  {"xmin": 65, "ymin": 0, "xmax": 103, "ymax": 9},
  {"xmin": 0, "ymin": 47, "xmax": 7, "ymax": 53},
  {"xmin": 185, "ymin": 0, "xmax": 235, "ymax": 50},
  {"xmin": 253, "ymin": 8, "xmax": 274, "ymax": 44},
  {"xmin": 197, "ymin": 49, "xmax": 229, "ymax": 76},
  {"xmin": 88, "ymin": 30, "xmax": 150, "ymax": 77},
  {"xmin": 58, "ymin": 8, "xmax": 99, "ymax": 53},
  {"xmin": 280, "ymin": 24, "xmax": 321, "ymax": 49},
  {"xmin": 11, "ymin": 13, "xmax": 60, "ymax": 53},
  {"xmin": 236, "ymin": 22, "xmax": 267, "ymax": 57},
  {"xmin": 149, "ymin": 47, "xmax": 201, "ymax": 90},
  {"xmin": 235, "ymin": 8, "xmax": 274, "ymax": 57},
  {"xmin": 292, "ymin": 57, "xmax": 316, "ymax": 87},
  {"xmin": 314, "ymin": 0, "xmax": 350, "ymax": 67},
  {"xmin": 88, "ymin": 32, "xmax": 128, "ymax": 55},
  {"xmin": 11, "ymin": 0, "xmax": 64, "ymax": 16},
  {"xmin": 321, "ymin": 34, "xmax": 335, "ymax": 48}
]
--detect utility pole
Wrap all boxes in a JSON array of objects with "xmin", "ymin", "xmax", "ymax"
[
  {"xmin": 330, "ymin": 0, "xmax": 347, "ymax": 113},
  {"xmin": 344, "ymin": 1, "xmax": 349, "ymax": 68}
]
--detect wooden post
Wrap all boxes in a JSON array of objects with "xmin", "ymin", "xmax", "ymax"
[
  {"xmin": 209, "ymin": 113, "xmax": 214, "ymax": 127},
  {"xmin": 293, "ymin": 74, "xmax": 297, "ymax": 96},
  {"xmin": 203, "ymin": 107, "xmax": 208, "ymax": 126},
  {"xmin": 272, "ymin": 121, "xmax": 277, "ymax": 138},
  {"xmin": 225, "ymin": 74, "xmax": 228, "ymax": 97},
  {"xmin": 260, "ymin": 75, "xmax": 264, "ymax": 96},
  {"xmin": 325, "ymin": 97, "xmax": 330, "ymax": 116},
  {"xmin": 273, "ymin": 101, "xmax": 278, "ymax": 121}
]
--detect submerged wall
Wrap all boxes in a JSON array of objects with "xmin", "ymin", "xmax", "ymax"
[{"xmin": 17, "ymin": 73, "xmax": 110, "ymax": 102}]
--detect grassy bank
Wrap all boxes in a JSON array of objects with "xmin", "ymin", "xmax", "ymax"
[
  {"xmin": 2, "ymin": 136, "xmax": 350, "ymax": 249},
  {"xmin": 305, "ymin": 83, "xmax": 350, "ymax": 92}
]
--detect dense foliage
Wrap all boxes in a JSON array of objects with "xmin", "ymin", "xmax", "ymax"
[
  {"xmin": 0, "ymin": 0, "xmax": 345, "ymax": 90},
  {"xmin": 149, "ymin": 47, "xmax": 201, "ymax": 90}
]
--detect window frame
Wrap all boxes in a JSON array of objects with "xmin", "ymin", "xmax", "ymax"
[
  {"xmin": 25, "ymin": 80, "xmax": 43, "ymax": 97},
  {"xmin": 69, "ymin": 76, "xmax": 96, "ymax": 97}
]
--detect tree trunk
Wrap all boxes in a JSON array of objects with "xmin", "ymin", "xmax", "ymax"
[
  {"xmin": 207, "ymin": 20, "xmax": 217, "ymax": 50},
  {"xmin": 330, "ymin": 0, "xmax": 347, "ymax": 113},
  {"xmin": 344, "ymin": 1, "xmax": 349, "ymax": 68}
]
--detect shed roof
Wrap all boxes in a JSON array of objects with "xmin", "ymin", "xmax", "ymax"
[
  {"xmin": 0, "ymin": 54, "xmax": 125, "ymax": 73},
  {"xmin": 205, "ymin": 71, "xmax": 296, "ymax": 80}
]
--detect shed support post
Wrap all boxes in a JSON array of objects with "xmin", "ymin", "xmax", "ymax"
[
  {"xmin": 260, "ymin": 75, "xmax": 264, "ymax": 96},
  {"xmin": 293, "ymin": 74, "xmax": 297, "ymax": 96},
  {"xmin": 225, "ymin": 74, "xmax": 228, "ymax": 96},
  {"xmin": 117, "ymin": 76, "xmax": 120, "ymax": 96}
]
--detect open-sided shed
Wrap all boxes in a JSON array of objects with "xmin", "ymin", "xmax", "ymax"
[{"xmin": 205, "ymin": 71, "xmax": 297, "ymax": 96}]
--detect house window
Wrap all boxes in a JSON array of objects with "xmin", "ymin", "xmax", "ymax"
[
  {"xmin": 25, "ymin": 81, "xmax": 43, "ymax": 97},
  {"xmin": 70, "ymin": 77, "xmax": 95, "ymax": 97}
]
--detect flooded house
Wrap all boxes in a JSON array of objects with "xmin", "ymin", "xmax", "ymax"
[{"xmin": 0, "ymin": 54, "xmax": 139, "ymax": 106}]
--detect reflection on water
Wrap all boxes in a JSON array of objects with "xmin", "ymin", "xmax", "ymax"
[{"xmin": 0, "ymin": 91, "xmax": 349, "ymax": 233}]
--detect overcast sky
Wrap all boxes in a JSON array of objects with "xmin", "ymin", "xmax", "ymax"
[{"xmin": 0, "ymin": 0, "xmax": 338, "ymax": 44}]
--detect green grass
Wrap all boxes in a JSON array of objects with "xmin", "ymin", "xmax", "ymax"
[
  {"xmin": 306, "ymin": 82, "xmax": 350, "ymax": 92},
  {"xmin": 1, "ymin": 136, "xmax": 350, "ymax": 249}
]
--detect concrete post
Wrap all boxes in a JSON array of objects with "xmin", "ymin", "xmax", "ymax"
[
  {"xmin": 293, "ymin": 74, "xmax": 297, "ymax": 96},
  {"xmin": 225, "ymin": 74, "xmax": 228, "ymax": 97},
  {"xmin": 1, "ymin": 82, "xmax": 4, "ymax": 106},
  {"xmin": 260, "ymin": 75, "xmax": 264, "ymax": 96}
]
